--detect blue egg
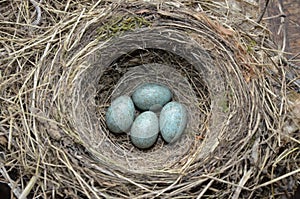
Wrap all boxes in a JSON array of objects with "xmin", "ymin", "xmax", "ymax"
[
  {"xmin": 160, "ymin": 102, "xmax": 187, "ymax": 143},
  {"xmin": 105, "ymin": 96, "xmax": 135, "ymax": 134},
  {"xmin": 132, "ymin": 83, "xmax": 172, "ymax": 111},
  {"xmin": 130, "ymin": 111, "xmax": 159, "ymax": 149}
]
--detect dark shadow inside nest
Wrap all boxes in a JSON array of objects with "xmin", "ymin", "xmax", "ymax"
[{"xmin": 95, "ymin": 48, "xmax": 211, "ymax": 151}]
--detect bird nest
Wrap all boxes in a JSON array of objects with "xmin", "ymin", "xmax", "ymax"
[{"xmin": 0, "ymin": 0, "xmax": 299, "ymax": 198}]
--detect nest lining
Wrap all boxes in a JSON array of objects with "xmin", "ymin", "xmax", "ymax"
[{"xmin": 97, "ymin": 62, "xmax": 206, "ymax": 169}]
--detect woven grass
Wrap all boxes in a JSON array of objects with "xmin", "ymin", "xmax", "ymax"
[{"xmin": 0, "ymin": 0, "xmax": 299, "ymax": 198}]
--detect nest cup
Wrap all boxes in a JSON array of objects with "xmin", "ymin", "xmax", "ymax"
[{"xmin": 71, "ymin": 27, "xmax": 235, "ymax": 171}]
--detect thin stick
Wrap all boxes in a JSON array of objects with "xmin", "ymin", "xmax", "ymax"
[
  {"xmin": 257, "ymin": 0, "xmax": 270, "ymax": 23},
  {"xmin": 30, "ymin": 0, "xmax": 42, "ymax": 25},
  {"xmin": 253, "ymin": 168, "xmax": 300, "ymax": 190}
]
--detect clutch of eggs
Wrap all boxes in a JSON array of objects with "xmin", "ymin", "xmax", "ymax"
[{"xmin": 105, "ymin": 83, "xmax": 188, "ymax": 149}]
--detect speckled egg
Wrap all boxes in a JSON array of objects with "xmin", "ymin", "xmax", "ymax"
[
  {"xmin": 105, "ymin": 96, "xmax": 135, "ymax": 134},
  {"xmin": 160, "ymin": 102, "xmax": 188, "ymax": 143},
  {"xmin": 130, "ymin": 111, "xmax": 159, "ymax": 149},
  {"xmin": 132, "ymin": 83, "xmax": 172, "ymax": 111}
]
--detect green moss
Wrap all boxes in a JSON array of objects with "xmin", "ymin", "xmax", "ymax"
[
  {"xmin": 246, "ymin": 39, "xmax": 257, "ymax": 53},
  {"xmin": 97, "ymin": 16, "xmax": 152, "ymax": 40},
  {"xmin": 219, "ymin": 97, "xmax": 229, "ymax": 113}
]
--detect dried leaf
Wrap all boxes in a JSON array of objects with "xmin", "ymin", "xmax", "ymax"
[
  {"xmin": 135, "ymin": 9, "xmax": 151, "ymax": 15},
  {"xmin": 0, "ymin": 136, "xmax": 8, "ymax": 147}
]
